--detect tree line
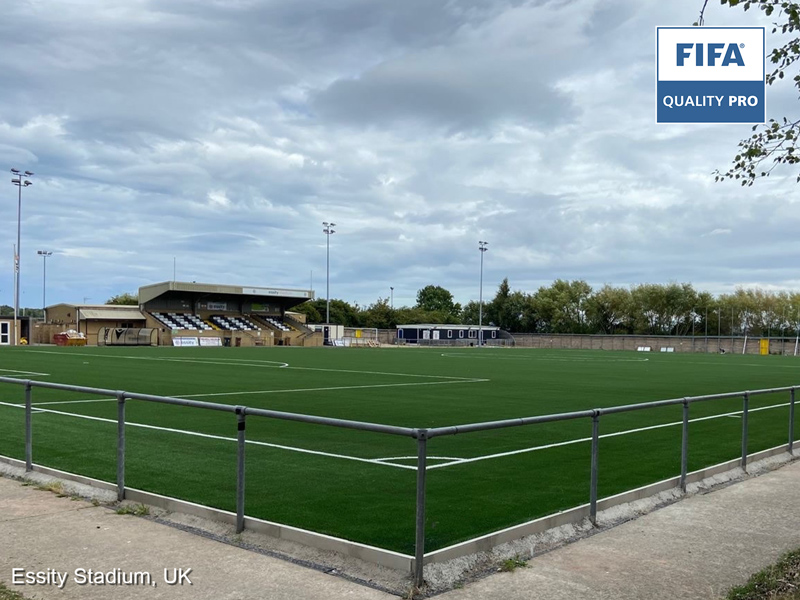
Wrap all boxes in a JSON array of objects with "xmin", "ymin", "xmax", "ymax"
[{"xmin": 295, "ymin": 280, "xmax": 800, "ymax": 338}]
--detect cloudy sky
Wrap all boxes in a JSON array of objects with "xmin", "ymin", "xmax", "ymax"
[{"xmin": 0, "ymin": 0, "xmax": 797, "ymax": 310}]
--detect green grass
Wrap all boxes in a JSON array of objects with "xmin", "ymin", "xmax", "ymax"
[
  {"xmin": 0, "ymin": 345, "xmax": 798, "ymax": 554},
  {"xmin": 727, "ymin": 548, "xmax": 800, "ymax": 600},
  {"xmin": 0, "ymin": 582, "xmax": 28, "ymax": 600}
]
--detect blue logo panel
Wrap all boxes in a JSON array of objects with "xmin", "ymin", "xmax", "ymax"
[{"xmin": 657, "ymin": 81, "xmax": 765, "ymax": 123}]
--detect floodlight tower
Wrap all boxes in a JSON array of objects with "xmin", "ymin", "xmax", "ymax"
[
  {"xmin": 478, "ymin": 241, "xmax": 488, "ymax": 346},
  {"xmin": 322, "ymin": 222, "xmax": 336, "ymax": 324},
  {"xmin": 11, "ymin": 169, "xmax": 34, "ymax": 345},
  {"xmin": 37, "ymin": 250, "xmax": 52, "ymax": 316}
]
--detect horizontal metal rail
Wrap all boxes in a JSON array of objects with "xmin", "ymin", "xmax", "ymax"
[
  {"xmin": 0, "ymin": 377, "xmax": 415, "ymax": 437},
  {"xmin": 426, "ymin": 386, "xmax": 797, "ymax": 438}
]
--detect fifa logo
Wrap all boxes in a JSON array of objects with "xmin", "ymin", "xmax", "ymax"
[{"xmin": 676, "ymin": 43, "xmax": 745, "ymax": 67}]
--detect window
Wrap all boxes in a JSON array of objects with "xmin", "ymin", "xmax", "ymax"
[
  {"xmin": 468, "ymin": 330, "xmax": 476, "ymax": 338},
  {"xmin": 398, "ymin": 329, "xmax": 404, "ymax": 338},
  {"xmin": 459, "ymin": 330, "xmax": 464, "ymax": 338},
  {"xmin": 492, "ymin": 331, "xmax": 497, "ymax": 338},
  {"xmin": 447, "ymin": 330, "xmax": 453, "ymax": 338}
]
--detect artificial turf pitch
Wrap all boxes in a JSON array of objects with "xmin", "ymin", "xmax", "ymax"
[{"xmin": 0, "ymin": 345, "xmax": 798, "ymax": 555}]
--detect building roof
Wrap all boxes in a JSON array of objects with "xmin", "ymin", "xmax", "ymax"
[
  {"xmin": 138, "ymin": 281, "xmax": 314, "ymax": 305},
  {"xmin": 77, "ymin": 308, "xmax": 146, "ymax": 321},
  {"xmin": 47, "ymin": 303, "xmax": 137, "ymax": 310}
]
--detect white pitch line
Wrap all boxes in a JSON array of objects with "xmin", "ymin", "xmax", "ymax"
[
  {"xmin": 427, "ymin": 401, "xmax": 792, "ymax": 470},
  {"xmin": 440, "ymin": 353, "xmax": 649, "ymax": 363},
  {"xmin": 24, "ymin": 350, "xmax": 480, "ymax": 381},
  {"xmin": 25, "ymin": 351, "xmax": 290, "ymax": 370},
  {"xmin": 0, "ymin": 369, "xmax": 51, "ymax": 376},
  {"xmin": 178, "ymin": 378, "xmax": 489, "ymax": 398},
  {"xmin": 374, "ymin": 455, "xmax": 467, "ymax": 463},
  {"xmin": 0, "ymin": 401, "xmax": 415, "ymax": 471},
  {"xmin": 32, "ymin": 398, "xmax": 118, "ymax": 406},
  {"xmin": 26, "ymin": 378, "xmax": 489, "ymax": 406}
]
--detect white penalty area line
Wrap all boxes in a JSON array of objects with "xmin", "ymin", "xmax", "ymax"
[
  {"xmin": 0, "ymin": 400, "xmax": 416, "ymax": 471},
  {"xmin": 425, "ymin": 401, "xmax": 792, "ymax": 470}
]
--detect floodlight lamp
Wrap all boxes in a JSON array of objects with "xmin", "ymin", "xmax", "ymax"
[
  {"xmin": 24, "ymin": 171, "xmax": 33, "ymax": 176},
  {"xmin": 24, "ymin": 180, "xmax": 32, "ymax": 186},
  {"xmin": 10, "ymin": 168, "xmax": 19, "ymax": 174}
]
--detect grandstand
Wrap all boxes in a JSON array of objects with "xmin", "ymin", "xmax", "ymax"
[
  {"xmin": 40, "ymin": 282, "xmax": 321, "ymax": 346},
  {"xmin": 137, "ymin": 281, "xmax": 320, "ymax": 347}
]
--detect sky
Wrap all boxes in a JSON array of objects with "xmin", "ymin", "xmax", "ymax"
[{"xmin": 0, "ymin": 0, "xmax": 798, "ymax": 310}]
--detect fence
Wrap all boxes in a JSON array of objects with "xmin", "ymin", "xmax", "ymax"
[{"xmin": 0, "ymin": 375, "xmax": 797, "ymax": 587}]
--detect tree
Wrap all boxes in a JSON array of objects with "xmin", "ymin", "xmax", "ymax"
[
  {"xmin": 361, "ymin": 297, "xmax": 396, "ymax": 329},
  {"xmin": 294, "ymin": 298, "xmax": 361, "ymax": 326},
  {"xmin": 532, "ymin": 280, "xmax": 593, "ymax": 333},
  {"xmin": 415, "ymin": 285, "xmax": 461, "ymax": 319},
  {"xmin": 294, "ymin": 300, "xmax": 322, "ymax": 323},
  {"xmin": 585, "ymin": 285, "xmax": 633, "ymax": 334},
  {"xmin": 106, "ymin": 293, "xmax": 138, "ymax": 305},
  {"xmin": 699, "ymin": 0, "xmax": 800, "ymax": 184}
]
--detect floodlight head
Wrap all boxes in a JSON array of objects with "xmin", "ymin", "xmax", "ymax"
[
  {"xmin": 23, "ymin": 180, "xmax": 32, "ymax": 186},
  {"xmin": 10, "ymin": 168, "xmax": 19, "ymax": 174},
  {"xmin": 24, "ymin": 171, "xmax": 33, "ymax": 176}
]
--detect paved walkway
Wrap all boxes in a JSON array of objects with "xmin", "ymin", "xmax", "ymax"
[{"xmin": 3, "ymin": 459, "xmax": 800, "ymax": 599}]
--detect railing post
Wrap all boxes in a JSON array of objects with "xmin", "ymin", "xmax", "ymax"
[
  {"xmin": 117, "ymin": 393, "xmax": 126, "ymax": 501},
  {"xmin": 741, "ymin": 392, "xmax": 749, "ymax": 471},
  {"xmin": 680, "ymin": 399, "xmax": 689, "ymax": 493},
  {"xmin": 414, "ymin": 429, "xmax": 429, "ymax": 590},
  {"xmin": 789, "ymin": 388, "xmax": 796, "ymax": 455},
  {"xmin": 236, "ymin": 407, "xmax": 246, "ymax": 534},
  {"xmin": 589, "ymin": 411, "xmax": 600, "ymax": 525},
  {"xmin": 25, "ymin": 382, "xmax": 32, "ymax": 472}
]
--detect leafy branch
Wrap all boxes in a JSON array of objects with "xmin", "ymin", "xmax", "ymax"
[{"xmin": 705, "ymin": 1, "xmax": 800, "ymax": 184}]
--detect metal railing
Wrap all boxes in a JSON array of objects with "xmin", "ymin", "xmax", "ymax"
[{"xmin": 0, "ymin": 376, "xmax": 797, "ymax": 587}]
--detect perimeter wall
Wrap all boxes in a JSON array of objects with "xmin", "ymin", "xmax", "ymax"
[{"xmin": 510, "ymin": 334, "xmax": 799, "ymax": 355}]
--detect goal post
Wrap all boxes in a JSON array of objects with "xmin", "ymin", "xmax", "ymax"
[{"xmin": 342, "ymin": 327, "xmax": 380, "ymax": 347}]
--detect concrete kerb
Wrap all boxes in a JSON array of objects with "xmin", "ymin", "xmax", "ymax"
[{"xmin": 421, "ymin": 448, "xmax": 800, "ymax": 592}]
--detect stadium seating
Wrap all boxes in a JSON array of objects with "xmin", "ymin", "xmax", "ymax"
[
  {"xmin": 151, "ymin": 312, "xmax": 212, "ymax": 331},
  {"xmin": 210, "ymin": 315, "xmax": 261, "ymax": 331},
  {"xmin": 262, "ymin": 316, "xmax": 291, "ymax": 332}
]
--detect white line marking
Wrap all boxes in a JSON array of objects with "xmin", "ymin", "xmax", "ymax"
[
  {"xmin": 178, "ymin": 379, "xmax": 489, "ymax": 398},
  {"xmin": 374, "ymin": 455, "xmax": 466, "ymax": 463},
  {"xmin": 25, "ymin": 351, "xmax": 290, "ymax": 370},
  {"xmin": 28, "ymin": 378, "xmax": 489, "ymax": 406},
  {"xmin": 32, "ymin": 398, "xmax": 117, "ymax": 406},
  {"xmin": 0, "ymin": 369, "xmax": 51, "ymax": 376},
  {"xmin": 0, "ymin": 401, "xmax": 415, "ymax": 471},
  {"xmin": 440, "ymin": 353, "xmax": 649, "ymax": 363},
  {"xmin": 25, "ymin": 350, "xmax": 480, "ymax": 381},
  {"xmin": 427, "ymin": 401, "xmax": 792, "ymax": 470}
]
